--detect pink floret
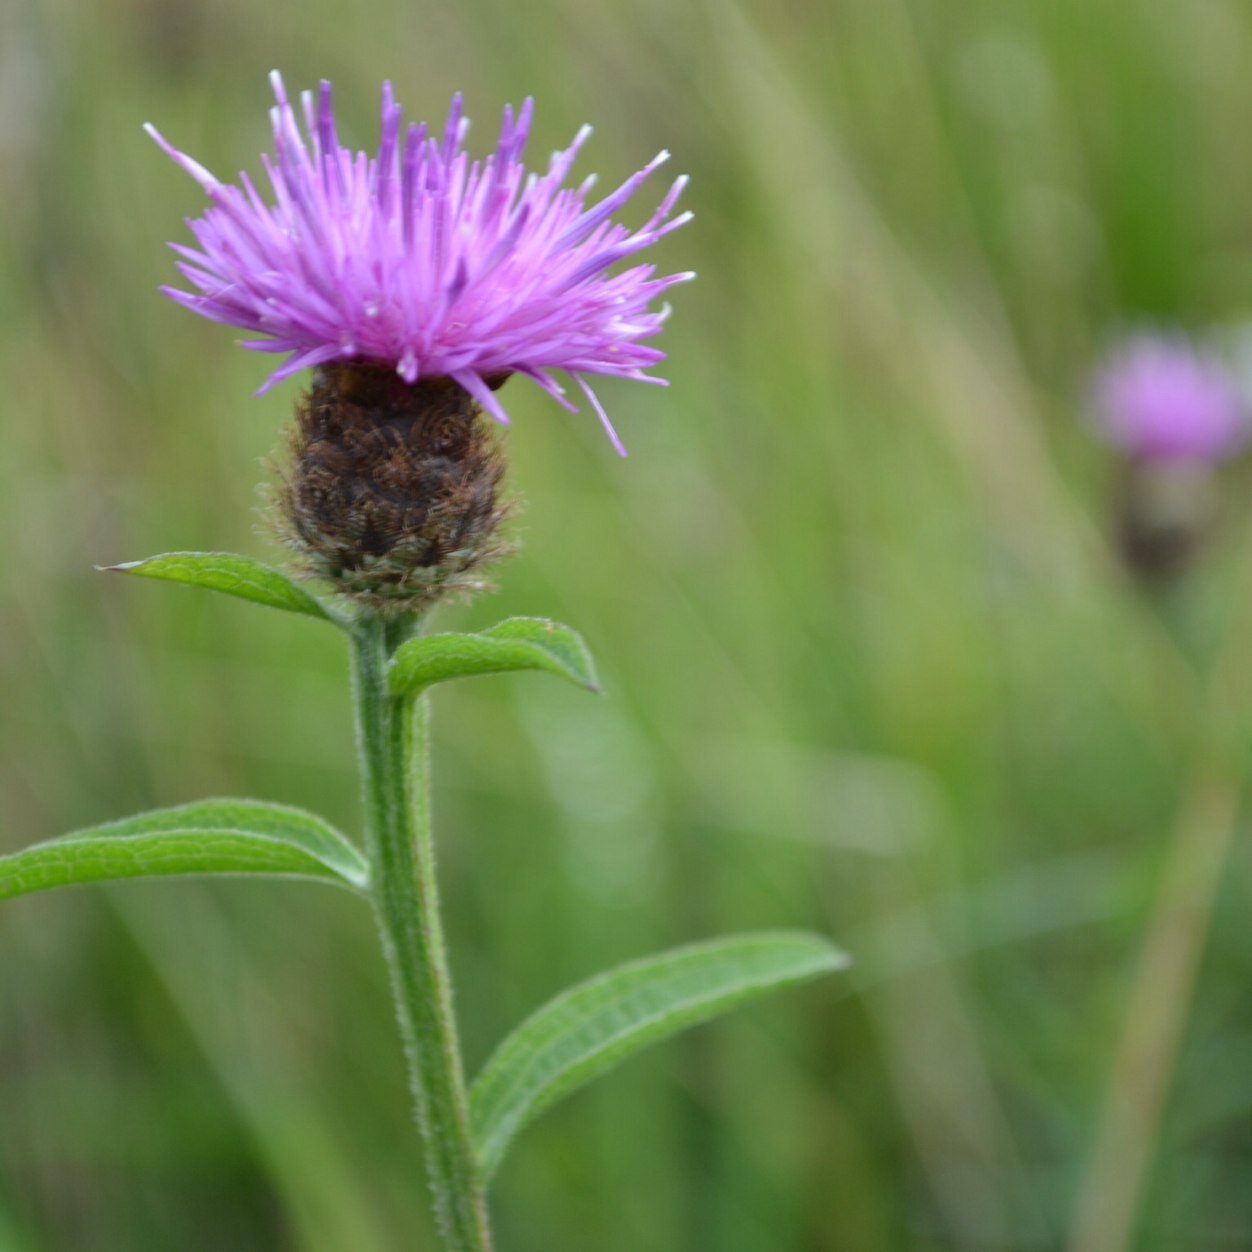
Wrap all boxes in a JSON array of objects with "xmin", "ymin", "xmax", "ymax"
[{"xmin": 148, "ymin": 72, "xmax": 694, "ymax": 453}]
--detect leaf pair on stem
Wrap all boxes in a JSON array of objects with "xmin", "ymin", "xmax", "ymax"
[{"xmin": 1, "ymin": 552, "xmax": 847, "ymax": 1187}]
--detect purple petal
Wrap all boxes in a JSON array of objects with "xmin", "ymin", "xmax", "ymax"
[{"xmin": 150, "ymin": 76, "xmax": 692, "ymax": 448}]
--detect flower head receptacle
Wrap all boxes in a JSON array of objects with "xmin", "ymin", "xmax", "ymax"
[{"xmin": 278, "ymin": 363, "xmax": 508, "ymax": 614}]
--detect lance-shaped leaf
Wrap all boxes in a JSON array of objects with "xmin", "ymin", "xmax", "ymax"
[
  {"xmin": 470, "ymin": 931, "xmax": 849, "ymax": 1178},
  {"xmin": 102, "ymin": 552, "xmax": 339, "ymax": 624},
  {"xmin": 389, "ymin": 617, "xmax": 599, "ymax": 698},
  {"xmin": 0, "ymin": 799, "xmax": 369, "ymax": 901}
]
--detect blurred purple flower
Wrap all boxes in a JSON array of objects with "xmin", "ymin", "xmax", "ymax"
[
  {"xmin": 147, "ymin": 72, "xmax": 694, "ymax": 452},
  {"xmin": 1093, "ymin": 334, "xmax": 1247, "ymax": 463}
]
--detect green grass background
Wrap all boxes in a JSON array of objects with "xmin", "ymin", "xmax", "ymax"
[{"xmin": 3, "ymin": 0, "xmax": 1252, "ymax": 1247}]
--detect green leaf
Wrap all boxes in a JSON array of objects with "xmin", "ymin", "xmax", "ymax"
[
  {"xmin": 102, "ymin": 552, "xmax": 338, "ymax": 623},
  {"xmin": 0, "ymin": 799, "xmax": 369, "ymax": 901},
  {"xmin": 470, "ymin": 931, "xmax": 849, "ymax": 1178},
  {"xmin": 389, "ymin": 617, "xmax": 600, "ymax": 698}
]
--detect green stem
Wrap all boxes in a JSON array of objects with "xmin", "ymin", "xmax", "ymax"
[{"xmin": 351, "ymin": 614, "xmax": 493, "ymax": 1251}]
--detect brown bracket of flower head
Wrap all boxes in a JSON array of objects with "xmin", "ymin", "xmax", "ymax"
[{"xmin": 275, "ymin": 365, "xmax": 514, "ymax": 619}]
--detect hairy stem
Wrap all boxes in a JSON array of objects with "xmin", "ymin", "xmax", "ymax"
[{"xmin": 351, "ymin": 614, "xmax": 493, "ymax": 1251}]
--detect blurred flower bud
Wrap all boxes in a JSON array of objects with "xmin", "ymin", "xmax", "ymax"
[
  {"xmin": 1093, "ymin": 334, "xmax": 1247, "ymax": 464},
  {"xmin": 1092, "ymin": 333, "xmax": 1247, "ymax": 579}
]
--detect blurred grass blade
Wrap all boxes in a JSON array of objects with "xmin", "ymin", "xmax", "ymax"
[
  {"xmin": 0, "ymin": 799, "xmax": 369, "ymax": 900},
  {"xmin": 389, "ymin": 617, "xmax": 599, "ymax": 697},
  {"xmin": 102, "ymin": 552, "xmax": 338, "ymax": 623},
  {"xmin": 470, "ymin": 931, "xmax": 849, "ymax": 1178}
]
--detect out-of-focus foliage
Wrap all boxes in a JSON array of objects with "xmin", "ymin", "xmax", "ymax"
[{"xmin": 2, "ymin": 0, "xmax": 1252, "ymax": 1248}]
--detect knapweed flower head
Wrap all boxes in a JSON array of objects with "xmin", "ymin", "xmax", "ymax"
[
  {"xmin": 1092, "ymin": 334, "xmax": 1248, "ymax": 464},
  {"xmin": 146, "ymin": 71, "xmax": 693, "ymax": 453}
]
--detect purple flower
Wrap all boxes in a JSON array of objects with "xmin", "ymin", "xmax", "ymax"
[
  {"xmin": 147, "ymin": 72, "xmax": 694, "ymax": 453},
  {"xmin": 1092, "ymin": 334, "xmax": 1247, "ymax": 463}
]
